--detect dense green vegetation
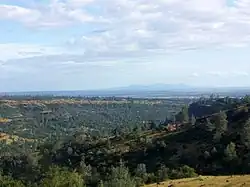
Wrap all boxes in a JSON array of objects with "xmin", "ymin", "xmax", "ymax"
[
  {"xmin": 0, "ymin": 97, "xmax": 190, "ymax": 138},
  {"xmin": 1, "ymin": 95, "xmax": 250, "ymax": 186}
]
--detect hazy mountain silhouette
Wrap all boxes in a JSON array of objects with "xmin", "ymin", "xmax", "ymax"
[{"xmin": 105, "ymin": 83, "xmax": 192, "ymax": 91}]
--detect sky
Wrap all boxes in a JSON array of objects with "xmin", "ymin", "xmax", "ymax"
[{"xmin": 1, "ymin": 0, "xmax": 250, "ymax": 92}]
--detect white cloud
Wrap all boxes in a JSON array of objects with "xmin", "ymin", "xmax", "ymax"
[
  {"xmin": 0, "ymin": 1, "xmax": 96, "ymax": 28},
  {"xmin": 0, "ymin": 5, "xmax": 40, "ymax": 24},
  {"xmin": 208, "ymin": 71, "xmax": 229, "ymax": 77},
  {"xmin": 191, "ymin": 72, "xmax": 199, "ymax": 77},
  {"xmin": 0, "ymin": 43, "xmax": 66, "ymax": 60},
  {"xmin": 2, "ymin": 0, "xmax": 250, "ymax": 55},
  {"xmin": 61, "ymin": 0, "xmax": 250, "ymax": 59},
  {"xmin": 232, "ymin": 71, "xmax": 249, "ymax": 76},
  {"xmin": 207, "ymin": 71, "xmax": 249, "ymax": 77},
  {"xmin": 67, "ymin": 0, "xmax": 95, "ymax": 7},
  {"xmin": 3, "ymin": 0, "xmax": 250, "ymax": 91}
]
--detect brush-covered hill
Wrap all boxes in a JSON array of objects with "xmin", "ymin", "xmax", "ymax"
[
  {"xmin": 1, "ymin": 95, "xmax": 250, "ymax": 186},
  {"xmin": 0, "ymin": 97, "xmax": 188, "ymax": 144}
]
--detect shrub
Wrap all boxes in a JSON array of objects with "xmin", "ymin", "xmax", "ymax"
[
  {"xmin": 0, "ymin": 174, "xmax": 26, "ymax": 187},
  {"xmin": 169, "ymin": 165, "xmax": 197, "ymax": 179},
  {"xmin": 39, "ymin": 166, "xmax": 85, "ymax": 187}
]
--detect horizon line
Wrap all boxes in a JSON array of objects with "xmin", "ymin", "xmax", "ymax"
[{"xmin": 1, "ymin": 85, "xmax": 250, "ymax": 94}]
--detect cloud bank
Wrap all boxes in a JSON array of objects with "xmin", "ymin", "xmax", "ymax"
[
  {"xmin": 2, "ymin": 0, "xmax": 250, "ymax": 58},
  {"xmin": 1, "ymin": 0, "xmax": 250, "ymax": 91}
]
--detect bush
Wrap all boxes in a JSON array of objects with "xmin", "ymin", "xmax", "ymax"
[
  {"xmin": 156, "ymin": 165, "xmax": 169, "ymax": 182},
  {"xmin": 103, "ymin": 164, "xmax": 137, "ymax": 187},
  {"xmin": 39, "ymin": 166, "xmax": 85, "ymax": 187},
  {"xmin": 146, "ymin": 173, "xmax": 157, "ymax": 184},
  {"xmin": 0, "ymin": 174, "xmax": 26, "ymax": 187},
  {"xmin": 169, "ymin": 165, "xmax": 197, "ymax": 179},
  {"xmin": 180, "ymin": 165, "xmax": 198, "ymax": 178}
]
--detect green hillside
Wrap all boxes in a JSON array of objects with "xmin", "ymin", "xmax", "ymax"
[{"xmin": 1, "ymin": 95, "xmax": 250, "ymax": 186}]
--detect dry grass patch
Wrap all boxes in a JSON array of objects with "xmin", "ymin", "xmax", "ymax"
[
  {"xmin": 0, "ymin": 133, "xmax": 34, "ymax": 144},
  {"xmin": 145, "ymin": 175, "xmax": 250, "ymax": 187}
]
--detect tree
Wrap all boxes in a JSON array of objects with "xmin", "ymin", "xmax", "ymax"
[
  {"xmin": 156, "ymin": 165, "xmax": 169, "ymax": 182},
  {"xmin": 242, "ymin": 118, "xmax": 250, "ymax": 148},
  {"xmin": 149, "ymin": 121, "xmax": 157, "ymax": 130},
  {"xmin": 40, "ymin": 166, "xmax": 85, "ymax": 187},
  {"xmin": 213, "ymin": 111, "xmax": 228, "ymax": 141},
  {"xmin": 135, "ymin": 163, "xmax": 147, "ymax": 177},
  {"xmin": 135, "ymin": 163, "xmax": 147, "ymax": 185},
  {"xmin": 242, "ymin": 95, "xmax": 250, "ymax": 104},
  {"xmin": 182, "ymin": 105, "xmax": 189, "ymax": 122},
  {"xmin": 79, "ymin": 156, "xmax": 92, "ymax": 181},
  {"xmin": 179, "ymin": 165, "xmax": 198, "ymax": 178},
  {"xmin": 224, "ymin": 142, "xmax": 237, "ymax": 162},
  {"xmin": 135, "ymin": 163, "xmax": 147, "ymax": 183},
  {"xmin": 215, "ymin": 111, "xmax": 228, "ymax": 132},
  {"xmin": 0, "ymin": 174, "xmax": 26, "ymax": 187},
  {"xmin": 169, "ymin": 165, "xmax": 197, "ymax": 179},
  {"xmin": 176, "ymin": 106, "xmax": 189, "ymax": 123},
  {"xmin": 190, "ymin": 114, "xmax": 196, "ymax": 126},
  {"xmin": 203, "ymin": 151, "xmax": 211, "ymax": 160},
  {"xmin": 104, "ymin": 163, "xmax": 136, "ymax": 187},
  {"xmin": 211, "ymin": 147, "xmax": 218, "ymax": 155},
  {"xmin": 98, "ymin": 180, "xmax": 104, "ymax": 187},
  {"xmin": 205, "ymin": 118, "xmax": 216, "ymax": 132},
  {"xmin": 172, "ymin": 115, "xmax": 176, "ymax": 123},
  {"xmin": 106, "ymin": 139, "xmax": 112, "ymax": 149}
]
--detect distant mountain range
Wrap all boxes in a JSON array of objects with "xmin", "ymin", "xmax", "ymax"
[
  {"xmin": 1, "ymin": 84, "xmax": 250, "ymax": 98},
  {"xmin": 104, "ymin": 83, "xmax": 192, "ymax": 91}
]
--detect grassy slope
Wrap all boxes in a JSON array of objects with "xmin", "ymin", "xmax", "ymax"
[{"xmin": 145, "ymin": 175, "xmax": 250, "ymax": 187}]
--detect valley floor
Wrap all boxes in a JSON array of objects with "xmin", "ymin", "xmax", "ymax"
[{"xmin": 145, "ymin": 175, "xmax": 250, "ymax": 187}]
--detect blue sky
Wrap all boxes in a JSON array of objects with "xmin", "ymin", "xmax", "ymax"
[{"xmin": 1, "ymin": 0, "xmax": 250, "ymax": 92}]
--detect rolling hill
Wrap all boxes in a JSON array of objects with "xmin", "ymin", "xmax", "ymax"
[{"xmin": 1, "ymin": 95, "xmax": 250, "ymax": 186}]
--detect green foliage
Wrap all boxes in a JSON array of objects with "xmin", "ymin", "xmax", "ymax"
[
  {"xmin": 98, "ymin": 180, "xmax": 104, "ymax": 187},
  {"xmin": 103, "ymin": 163, "xmax": 136, "ymax": 187},
  {"xmin": 156, "ymin": 165, "xmax": 169, "ymax": 182},
  {"xmin": 214, "ymin": 111, "xmax": 228, "ymax": 141},
  {"xmin": 0, "ymin": 174, "xmax": 26, "ymax": 187},
  {"xmin": 40, "ymin": 166, "xmax": 85, "ymax": 187},
  {"xmin": 176, "ymin": 105, "xmax": 189, "ymax": 123},
  {"xmin": 242, "ymin": 95, "xmax": 250, "ymax": 104},
  {"xmin": 182, "ymin": 105, "xmax": 189, "ymax": 122},
  {"xmin": 205, "ymin": 118, "xmax": 216, "ymax": 132},
  {"xmin": 2, "ymin": 96, "xmax": 250, "ymax": 187},
  {"xmin": 224, "ymin": 142, "xmax": 237, "ymax": 162},
  {"xmin": 215, "ymin": 111, "xmax": 228, "ymax": 132},
  {"xmin": 0, "ymin": 97, "xmax": 187, "ymax": 147},
  {"xmin": 203, "ymin": 151, "xmax": 211, "ymax": 160},
  {"xmin": 135, "ymin": 163, "xmax": 147, "ymax": 178},
  {"xmin": 78, "ymin": 157, "xmax": 92, "ymax": 180},
  {"xmin": 191, "ymin": 114, "xmax": 196, "ymax": 126},
  {"xmin": 135, "ymin": 163, "xmax": 148, "ymax": 185},
  {"xmin": 242, "ymin": 118, "xmax": 250, "ymax": 148},
  {"xmin": 169, "ymin": 165, "xmax": 198, "ymax": 179},
  {"xmin": 180, "ymin": 165, "xmax": 198, "ymax": 178}
]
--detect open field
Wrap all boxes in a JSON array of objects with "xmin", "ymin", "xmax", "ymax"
[{"xmin": 145, "ymin": 175, "xmax": 250, "ymax": 187}]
